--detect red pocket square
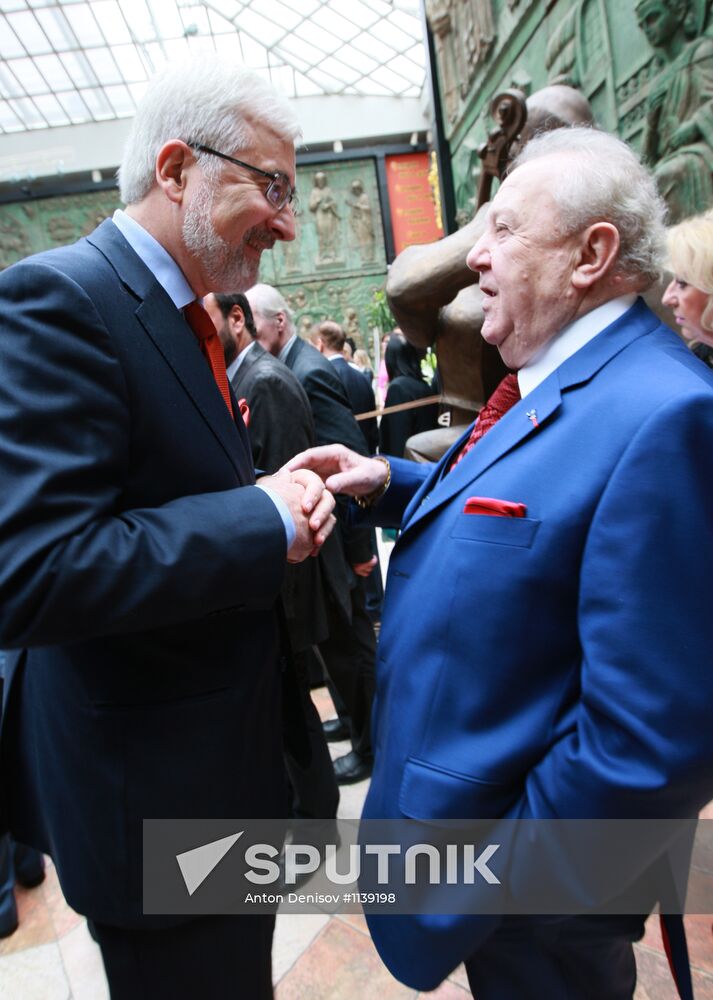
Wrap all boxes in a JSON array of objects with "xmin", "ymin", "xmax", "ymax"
[{"xmin": 463, "ymin": 497, "xmax": 527, "ymax": 517}]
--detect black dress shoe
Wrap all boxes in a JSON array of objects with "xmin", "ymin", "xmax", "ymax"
[
  {"xmin": 16, "ymin": 867, "xmax": 45, "ymax": 890},
  {"xmin": 322, "ymin": 717, "xmax": 349, "ymax": 742},
  {"xmin": 333, "ymin": 751, "xmax": 372, "ymax": 785}
]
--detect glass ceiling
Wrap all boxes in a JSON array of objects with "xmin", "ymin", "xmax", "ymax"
[{"xmin": 0, "ymin": 0, "xmax": 426, "ymax": 135}]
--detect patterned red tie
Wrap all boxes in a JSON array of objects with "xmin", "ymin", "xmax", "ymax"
[
  {"xmin": 449, "ymin": 372, "xmax": 521, "ymax": 471},
  {"xmin": 184, "ymin": 300, "xmax": 234, "ymax": 420}
]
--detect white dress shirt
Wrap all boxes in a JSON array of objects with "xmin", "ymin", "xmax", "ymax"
[{"xmin": 517, "ymin": 294, "xmax": 637, "ymax": 398}]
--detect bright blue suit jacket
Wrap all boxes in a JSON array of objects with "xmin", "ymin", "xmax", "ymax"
[
  {"xmin": 363, "ymin": 300, "xmax": 713, "ymax": 988},
  {"xmin": 0, "ymin": 221, "xmax": 291, "ymax": 927}
]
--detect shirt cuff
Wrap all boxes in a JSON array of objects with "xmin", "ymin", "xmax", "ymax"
[{"xmin": 256, "ymin": 484, "xmax": 296, "ymax": 550}]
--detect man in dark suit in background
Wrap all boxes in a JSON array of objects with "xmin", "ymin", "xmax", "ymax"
[
  {"xmin": 312, "ymin": 319, "xmax": 384, "ymax": 626},
  {"xmin": 204, "ymin": 291, "xmax": 316, "ymax": 508},
  {"xmin": 204, "ymin": 290, "xmax": 339, "ymax": 822},
  {"xmin": 246, "ymin": 284, "xmax": 378, "ymax": 785},
  {"xmin": 0, "ymin": 59, "xmax": 335, "ymax": 999},
  {"xmin": 313, "ymin": 320, "xmax": 378, "ymax": 453}
]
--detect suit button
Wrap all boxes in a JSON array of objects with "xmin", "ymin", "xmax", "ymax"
[{"xmin": 420, "ymin": 494, "xmax": 429, "ymax": 506}]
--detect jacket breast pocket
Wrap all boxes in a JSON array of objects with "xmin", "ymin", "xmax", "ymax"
[{"xmin": 451, "ymin": 514, "xmax": 540, "ymax": 548}]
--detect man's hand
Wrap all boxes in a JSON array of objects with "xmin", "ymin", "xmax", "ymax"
[
  {"xmin": 352, "ymin": 555, "xmax": 378, "ymax": 578},
  {"xmin": 286, "ymin": 445, "xmax": 389, "ymax": 498},
  {"xmin": 258, "ymin": 468, "xmax": 336, "ymax": 563}
]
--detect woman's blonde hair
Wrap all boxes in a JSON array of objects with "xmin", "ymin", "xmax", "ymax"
[
  {"xmin": 353, "ymin": 349, "xmax": 371, "ymax": 369},
  {"xmin": 666, "ymin": 210, "xmax": 713, "ymax": 332}
]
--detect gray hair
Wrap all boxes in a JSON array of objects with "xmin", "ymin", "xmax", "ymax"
[
  {"xmin": 246, "ymin": 283, "xmax": 295, "ymax": 332},
  {"xmin": 512, "ymin": 126, "xmax": 667, "ymax": 286},
  {"xmin": 118, "ymin": 58, "xmax": 301, "ymax": 205}
]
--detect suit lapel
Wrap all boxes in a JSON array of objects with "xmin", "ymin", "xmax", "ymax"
[
  {"xmin": 88, "ymin": 221, "xmax": 252, "ymax": 478},
  {"xmin": 402, "ymin": 378, "xmax": 562, "ymax": 533},
  {"xmin": 137, "ymin": 288, "xmax": 253, "ymax": 476},
  {"xmin": 555, "ymin": 296, "xmax": 659, "ymax": 390},
  {"xmin": 282, "ymin": 336, "xmax": 301, "ymax": 372},
  {"xmin": 231, "ymin": 342, "xmax": 264, "ymax": 395},
  {"xmin": 401, "ymin": 299, "xmax": 660, "ymax": 534},
  {"xmin": 87, "ymin": 218, "xmax": 156, "ymax": 299}
]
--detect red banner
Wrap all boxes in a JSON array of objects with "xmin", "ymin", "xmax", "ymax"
[{"xmin": 385, "ymin": 152, "xmax": 444, "ymax": 255}]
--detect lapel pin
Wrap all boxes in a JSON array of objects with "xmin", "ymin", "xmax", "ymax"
[{"xmin": 526, "ymin": 409, "xmax": 539, "ymax": 429}]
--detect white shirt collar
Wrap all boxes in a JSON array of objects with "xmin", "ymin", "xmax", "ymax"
[
  {"xmin": 226, "ymin": 339, "xmax": 257, "ymax": 382},
  {"xmin": 112, "ymin": 209, "xmax": 195, "ymax": 311},
  {"xmin": 517, "ymin": 294, "xmax": 637, "ymax": 398}
]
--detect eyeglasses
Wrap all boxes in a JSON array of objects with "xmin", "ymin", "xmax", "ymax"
[{"xmin": 187, "ymin": 141, "xmax": 297, "ymax": 212}]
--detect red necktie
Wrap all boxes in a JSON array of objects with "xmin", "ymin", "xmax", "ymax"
[
  {"xmin": 449, "ymin": 372, "xmax": 520, "ymax": 471},
  {"xmin": 184, "ymin": 300, "xmax": 234, "ymax": 420}
]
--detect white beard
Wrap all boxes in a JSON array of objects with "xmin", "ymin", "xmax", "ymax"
[{"xmin": 182, "ymin": 177, "xmax": 268, "ymax": 292}]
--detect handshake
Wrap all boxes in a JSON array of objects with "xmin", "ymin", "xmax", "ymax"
[{"xmin": 261, "ymin": 445, "xmax": 392, "ymax": 564}]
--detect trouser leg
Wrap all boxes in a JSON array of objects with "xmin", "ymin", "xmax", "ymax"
[
  {"xmin": 465, "ymin": 915, "xmax": 643, "ymax": 1000},
  {"xmin": 93, "ymin": 914, "xmax": 276, "ymax": 1000},
  {"xmin": 0, "ymin": 834, "xmax": 17, "ymax": 933},
  {"xmin": 319, "ymin": 579, "xmax": 376, "ymax": 759},
  {"xmin": 285, "ymin": 651, "xmax": 339, "ymax": 820}
]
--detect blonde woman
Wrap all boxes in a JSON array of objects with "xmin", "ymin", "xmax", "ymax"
[{"xmin": 663, "ymin": 209, "xmax": 713, "ymax": 365}]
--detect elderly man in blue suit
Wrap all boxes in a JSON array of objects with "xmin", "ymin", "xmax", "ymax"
[
  {"xmin": 289, "ymin": 126, "xmax": 713, "ymax": 999},
  {"xmin": 0, "ymin": 59, "xmax": 335, "ymax": 999}
]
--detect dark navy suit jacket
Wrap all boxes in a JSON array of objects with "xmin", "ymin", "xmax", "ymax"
[
  {"xmin": 329, "ymin": 354, "xmax": 378, "ymax": 454},
  {"xmin": 282, "ymin": 337, "xmax": 372, "ymax": 567},
  {"xmin": 0, "ymin": 221, "xmax": 290, "ymax": 927},
  {"xmin": 230, "ymin": 341, "xmax": 331, "ymax": 652}
]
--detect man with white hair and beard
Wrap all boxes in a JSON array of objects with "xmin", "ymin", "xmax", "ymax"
[{"xmin": 0, "ymin": 59, "xmax": 336, "ymax": 998}]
